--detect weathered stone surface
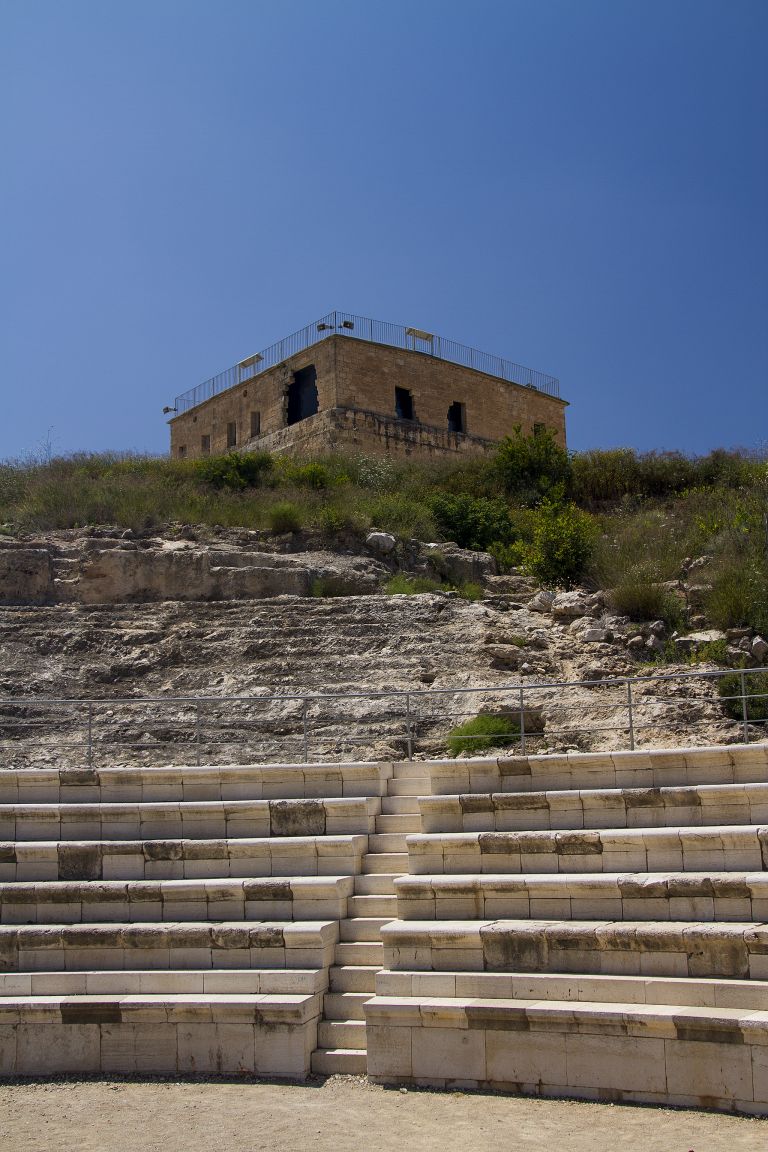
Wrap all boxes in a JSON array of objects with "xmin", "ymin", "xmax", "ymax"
[{"xmin": 0, "ymin": 548, "xmax": 53, "ymax": 605}]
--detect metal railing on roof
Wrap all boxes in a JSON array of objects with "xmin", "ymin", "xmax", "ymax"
[{"xmin": 172, "ymin": 311, "xmax": 561, "ymax": 414}]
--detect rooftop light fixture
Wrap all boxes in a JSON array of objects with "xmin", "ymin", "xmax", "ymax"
[
  {"xmin": 341, "ymin": 320, "xmax": 354, "ymax": 330},
  {"xmin": 406, "ymin": 326, "xmax": 434, "ymax": 343},
  {"xmin": 162, "ymin": 406, "xmax": 177, "ymax": 414},
  {"xmin": 238, "ymin": 353, "xmax": 263, "ymax": 370},
  {"xmin": 317, "ymin": 322, "xmax": 335, "ymax": 331}
]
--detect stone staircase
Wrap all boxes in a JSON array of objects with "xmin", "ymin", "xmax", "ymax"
[
  {"xmin": 365, "ymin": 745, "xmax": 768, "ymax": 1114},
  {"xmin": 312, "ymin": 761, "xmax": 426, "ymax": 1074}
]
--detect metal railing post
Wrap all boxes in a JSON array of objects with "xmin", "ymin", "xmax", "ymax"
[
  {"xmin": 626, "ymin": 681, "xmax": 635, "ymax": 751},
  {"xmin": 406, "ymin": 693, "xmax": 413, "ymax": 761},
  {"xmin": 302, "ymin": 698, "xmax": 309, "ymax": 764},
  {"xmin": 739, "ymin": 669, "xmax": 750, "ymax": 743},
  {"xmin": 518, "ymin": 686, "xmax": 526, "ymax": 755},
  {"xmin": 195, "ymin": 702, "xmax": 202, "ymax": 767},
  {"xmin": 86, "ymin": 702, "xmax": 93, "ymax": 768}
]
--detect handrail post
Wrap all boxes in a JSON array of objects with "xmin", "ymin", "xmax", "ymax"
[
  {"xmin": 302, "ymin": 698, "xmax": 309, "ymax": 764},
  {"xmin": 406, "ymin": 693, "xmax": 413, "ymax": 761},
  {"xmin": 195, "ymin": 702, "xmax": 202, "ymax": 767},
  {"xmin": 739, "ymin": 669, "xmax": 749, "ymax": 743},
  {"xmin": 87, "ymin": 702, "xmax": 93, "ymax": 769},
  {"xmin": 627, "ymin": 681, "xmax": 635, "ymax": 751},
  {"xmin": 518, "ymin": 686, "xmax": 526, "ymax": 755}
]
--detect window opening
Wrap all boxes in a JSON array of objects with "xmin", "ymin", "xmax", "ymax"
[
  {"xmin": 250, "ymin": 411, "xmax": 261, "ymax": 437},
  {"xmin": 447, "ymin": 401, "xmax": 466, "ymax": 434},
  {"xmin": 201, "ymin": 435, "xmax": 211, "ymax": 455},
  {"xmin": 287, "ymin": 365, "xmax": 319, "ymax": 425},
  {"xmin": 226, "ymin": 421, "xmax": 237, "ymax": 448},
  {"xmin": 395, "ymin": 386, "xmax": 415, "ymax": 421},
  {"xmin": 177, "ymin": 445, "xmax": 187, "ymax": 459},
  {"xmin": 533, "ymin": 423, "xmax": 546, "ymax": 437}
]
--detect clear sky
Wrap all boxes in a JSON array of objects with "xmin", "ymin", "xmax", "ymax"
[{"xmin": 1, "ymin": 0, "xmax": 766, "ymax": 461}]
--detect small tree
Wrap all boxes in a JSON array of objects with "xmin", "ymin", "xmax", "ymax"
[
  {"xmin": 493, "ymin": 427, "xmax": 571, "ymax": 503},
  {"xmin": 523, "ymin": 501, "xmax": 596, "ymax": 589}
]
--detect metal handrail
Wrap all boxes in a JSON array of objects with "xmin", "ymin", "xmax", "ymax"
[
  {"xmin": 172, "ymin": 310, "xmax": 562, "ymax": 414},
  {"xmin": 0, "ymin": 666, "xmax": 765, "ymax": 768}
]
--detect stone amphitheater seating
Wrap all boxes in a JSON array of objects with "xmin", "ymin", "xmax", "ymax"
[
  {"xmin": 364, "ymin": 744, "xmax": 768, "ymax": 1115},
  {"xmin": 1, "ymin": 746, "xmax": 768, "ymax": 1113}
]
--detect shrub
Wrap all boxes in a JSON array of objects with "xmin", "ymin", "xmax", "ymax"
[
  {"xmin": 608, "ymin": 581, "xmax": 684, "ymax": 629},
  {"xmin": 316, "ymin": 504, "xmax": 367, "ymax": 536},
  {"xmin": 520, "ymin": 502, "xmax": 596, "ymax": 589},
  {"xmin": 428, "ymin": 493, "xmax": 517, "ymax": 551},
  {"xmin": 493, "ymin": 427, "xmax": 571, "ymax": 502},
  {"xmin": 266, "ymin": 501, "xmax": 303, "ymax": 533},
  {"xmin": 196, "ymin": 451, "xmax": 273, "ymax": 490},
  {"xmin": 384, "ymin": 574, "xmax": 443, "ymax": 595},
  {"xmin": 454, "ymin": 581, "xmax": 484, "ymax": 602},
  {"xmin": 446, "ymin": 714, "xmax": 520, "ymax": 756},
  {"xmin": 704, "ymin": 563, "xmax": 768, "ymax": 635},
  {"xmin": 717, "ymin": 671, "xmax": 768, "ymax": 723},
  {"xmin": 364, "ymin": 494, "xmax": 437, "ymax": 541}
]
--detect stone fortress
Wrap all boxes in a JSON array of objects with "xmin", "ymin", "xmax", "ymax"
[{"xmin": 167, "ymin": 311, "xmax": 568, "ymax": 460}]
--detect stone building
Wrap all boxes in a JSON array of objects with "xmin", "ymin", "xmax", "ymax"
[{"xmin": 167, "ymin": 312, "xmax": 567, "ymax": 460}]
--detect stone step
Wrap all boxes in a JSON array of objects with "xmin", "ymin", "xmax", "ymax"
[
  {"xmin": 334, "ymin": 940, "xmax": 384, "ymax": 966},
  {"xmin": 311, "ymin": 1047, "xmax": 367, "ymax": 1075},
  {"xmin": 407, "ymin": 826, "xmax": 768, "ymax": 875},
  {"xmin": 423, "ymin": 745, "xmax": 768, "ymax": 798},
  {"xmin": 393, "ymin": 872, "xmax": 768, "ymax": 923},
  {"xmin": 386, "ymin": 780, "xmax": 429, "ymax": 797},
  {"xmin": 368, "ymin": 833, "xmax": 409, "ymax": 853},
  {"xmin": 0, "ymin": 875, "xmax": 354, "ymax": 925},
  {"xmin": 339, "ymin": 917, "xmax": 390, "ymax": 942},
  {"xmin": 0, "ymin": 835, "xmax": 369, "ymax": 883},
  {"xmin": 374, "ymin": 969, "xmax": 768, "ymax": 1011},
  {"xmin": 0, "ymin": 919, "xmax": 339, "ymax": 972},
  {"xmin": 0, "ymin": 797, "xmax": 379, "ymax": 841},
  {"xmin": 0, "ymin": 992, "xmax": 321, "ymax": 1077},
  {"xmin": 348, "ymin": 894, "xmax": 398, "ymax": 917},
  {"xmin": 381, "ymin": 797, "xmax": 422, "ymax": 816},
  {"xmin": 329, "ymin": 965, "xmax": 379, "ymax": 993},
  {"xmin": 364, "ymin": 993, "xmax": 768, "ymax": 1110},
  {"xmin": 392, "ymin": 762, "xmax": 429, "ymax": 780},
  {"xmin": 375, "ymin": 815, "xmax": 421, "ymax": 833},
  {"xmin": 419, "ymin": 782, "xmax": 768, "ymax": 834},
  {"xmin": 0, "ymin": 967, "xmax": 327, "ymax": 997},
  {"xmin": 380, "ymin": 919, "xmax": 768, "ymax": 980},
  {"xmin": 323, "ymin": 991, "xmax": 371, "ymax": 1020},
  {"xmin": 362, "ymin": 852, "xmax": 408, "ymax": 875},
  {"xmin": 317, "ymin": 1019, "xmax": 367, "ymax": 1049},
  {"xmin": 354, "ymin": 874, "xmax": 399, "ymax": 895},
  {"xmin": 0, "ymin": 763, "xmax": 391, "ymax": 804}
]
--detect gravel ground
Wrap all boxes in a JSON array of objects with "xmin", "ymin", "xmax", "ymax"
[{"xmin": 0, "ymin": 1076, "xmax": 764, "ymax": 1152}]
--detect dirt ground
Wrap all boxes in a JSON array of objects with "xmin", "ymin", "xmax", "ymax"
[{"xmin": 0, "ymin": 1076, "xmax": 765, "ymax": 1152}]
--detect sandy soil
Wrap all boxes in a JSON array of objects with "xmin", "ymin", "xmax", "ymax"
[{"xmin": 0, "ymin": 1076, "xmax": 764, "ymax": 1152}]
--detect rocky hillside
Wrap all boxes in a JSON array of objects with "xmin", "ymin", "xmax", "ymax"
[{"xmin": 0, "ymin": 526, "xmax": 762, "ymax": 768}]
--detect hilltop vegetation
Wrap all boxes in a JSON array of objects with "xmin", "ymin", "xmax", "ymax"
[{"xmin": 1, "ymin": 431, "xmax": 766, "ymax": 635}]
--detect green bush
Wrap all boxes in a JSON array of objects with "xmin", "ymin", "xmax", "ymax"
[
  {"xmin": 384, "ymin": 574, "xmax": 443, "ymax": 595},
  {"xmin": 608, "ymin": 581, "xmax": 684, "ymax": 629},
  {"xmin": 454, "ymin": 581, "xmax": 485, "ymax": 602},
  {"xmin": 365, "ymin": 494, "xmax": 437, "ymax": 541},
  {"xmin": 446, "ymin": 714, "xmax": 520, "ymax": 756},
  {"xmin": 493, "ymin": 427, "xmax": 571, "ymax": 503},
  {"xmin": 266, "ymin": 501, "xmax": 303, "ymax": 533},
  {"xmin": 520, "ymin": 502, "xmax": 596, "ymax": 589},
  {"xmin": 310, "ymin": 576, "xmax": 351, "ymax": 597},
  {"xmin": 705, "ymin": 563, "xmax": 768, "ymax": 635},
  {"xmin": 717, "ymin": 672, "xmax": 768, "ymax": 723},
  {"xmin": 196, "ymin": 451, "xmax": 273, "ymax": 490},
  {"xmin": 428, "ymin": 493, "xmax": 517, "ymax": 551}
]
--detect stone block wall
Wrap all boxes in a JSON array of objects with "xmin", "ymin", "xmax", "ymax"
[{"xmin": 169, "ymin": 335, "xmax": 567, "ymax": 461}]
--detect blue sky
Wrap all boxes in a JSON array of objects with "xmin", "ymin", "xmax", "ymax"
[{"xmin": 1, "ymin": 0, "xmax": 766, "ymax": 460}]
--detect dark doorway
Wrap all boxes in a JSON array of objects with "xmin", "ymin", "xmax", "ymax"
[
  {"xmin": 395, "ymin": 386, "xmax": 415, "ymax": 421},
  {"xmin": 287, "ymin": 365, "xmax": 319, "ymax": 425},
  {"xmin": 447, "ymin": 401, "xmax": 466, "ymax": 434}
]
